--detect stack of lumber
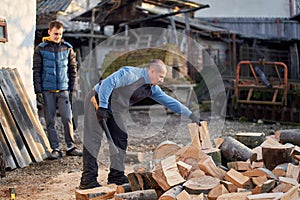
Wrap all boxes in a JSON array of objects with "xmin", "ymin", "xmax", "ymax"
[{"xmin": 75, "ymin": 123, "xmax": 300, "ymax": 200}]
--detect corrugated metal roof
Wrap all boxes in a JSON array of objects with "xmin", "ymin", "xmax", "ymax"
[
  {"xmin": 37, "ymin": 0, "xmax": 72, "ymax": 15},
  {"xmin": 200, "ymin": 17, "xmax": 300, "ymax": 40}
]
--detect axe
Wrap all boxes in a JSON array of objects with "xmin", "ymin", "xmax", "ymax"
[{"xmin": 90, "ymin": 96, "xmax": 119, "ymax": 154}]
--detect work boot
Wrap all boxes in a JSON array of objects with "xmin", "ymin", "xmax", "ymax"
[
  {"xmin": 107, "ymin": 175, "xmax": 129, "ymax": 185},
  {"xmin": 66, "ymin": 147, "xmax": 83, "ymax": 157},
  {"xmin": 48, "ymin": 150, "xmax": 62, "ymax": 160},
  {"xmin": 79, "ymin": 181, "xmax": 101, "ymax": 190}
]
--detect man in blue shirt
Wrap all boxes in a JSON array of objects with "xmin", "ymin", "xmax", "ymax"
[{"xmin": 79, "ymin": 59, "xmax": 201, "ymax": 189}]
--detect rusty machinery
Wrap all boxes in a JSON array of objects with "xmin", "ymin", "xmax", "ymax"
[{"xmin": 226, "ymin": 60, "xmax": 300, "ymax": 123}]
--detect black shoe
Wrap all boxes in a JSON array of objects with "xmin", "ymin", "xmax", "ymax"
[
  {"xmin": 79, "ymin": 181, "xmax": 101, "ymax": 190},
  {"xmin": 48, "ymin": 150, "xmax": 62, "ymax": 160},
  {"xmin": 66, "ymin": 147, "xmax": 82, "ymax": 156},
  {"xmin": 107, "ymin": 175, "xmax": 129, "ymax": 185}
]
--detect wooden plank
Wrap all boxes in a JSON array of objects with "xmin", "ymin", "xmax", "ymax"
[
  {"xmin": 8, "ymin": 68, "xmax": 51, "ymax": 158},
  {"xmin": 0, "ymin": 126, "xmax": 16, "ymax": 169},
  {"xmin": 0, "ymin": 69, "xmax": 43, "ymax": 162},
  {"xmin": 0, "ymin": 88, "xmax": 31, "ymax": 167}
]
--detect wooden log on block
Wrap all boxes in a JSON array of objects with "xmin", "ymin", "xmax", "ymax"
[
  {"xmin": 153, "ymin": 140, "xmax": 181, "ymax": 160},
  {"xmin": 219, "ymin": 136, "xmax": 257, "ymax": 165},
  {"xmin": 177, "ymin": 160, "xmax": 192, "ymax": 179},
  {"xmin": 290, "ymin": 145, "xmax": 300, "ymax": 161},
  {"xmin": 275, "ymin": 129, "xmax": 300, "ymax": 146},
  {"xmin": 188, "ymin": 121, "xmax": 213, "ymax": 149},
  {"xmin": 158, "ymin": 185, "xmax": 183, "ymax": 200},
  {"xmin": 176, "ymin": 189, "xmax": 192, "ymax": 200},
  {"xmin": 261, "ymin": 143, "xmax": 293, "ymax": 170},
  {"xmin": 224, "ymin": 168, "xmax": 251, "ymax": 189},
  {"xmin": 246, "ymin": 192, "xmax": 284, "ymax": 200},
  {"xmin": 272, "ymin": 163, "xmax": 288, "ymax": 178},
  {"xmin": 75, "ymin": 186, "xmax": 116, "ymax": 200},
  {"xmin": 235, "ymin": 132, "xmax": 265, "ymax": 149},
  {"xmin": 207, "ymin": 184, "xmax": 229, "ymax": 200},
  {"xmin": 183, "ymin": 176, "xmax": 220, "ymax": 194},
  {"xmin": 115, "ymin": 189, "xmax": 158, "ymax": 200},
  {"xmin": 198, "ymin": 156, "xmax": 225, "ymax": 180},
  {"xmin": 216, "ymin": 192, "xmax": 251, "ymax": 200},
  {"xmin": 286, "ymin": 163, "xmax": 300, "ymax": 181}
]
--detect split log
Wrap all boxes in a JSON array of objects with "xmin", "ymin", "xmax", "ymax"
[
  {"xmin": 116, "ymin": 183, "xmax": 131, "ymax": 194},
  {"xmin": 188, "ymin": 121, "xmax": 213, "ymax": 149},
  {"xmin": 153, "ymin": 140, "xmax": 181, "ymax": 160},
  {"xmin": 251, "ymin": 176, "xmax": 268, "ymax": 187},
  {"xmin": 198, "ymin": 156, "xmax": 225, "ymax": 180},
  {"xmin": 219, "ymin": 136, "xmax": 257, "ymax": 165},
  {"xmin": 216, "ymin": 192, "xmax": 252, "ymax": 200},
  {"xmin": 224, "ymin": 168, "xmax": 251, "ymax": 189},
  {"xmin": 290, "ymin": 145, "xmax": 300, "ymax": 161},
  {"xmin": 271, "ymin": 163, "xmax": 288, "ymax": 177},
  {"xmin": 176, "ymin": 145, "xmax": 207, "ymax": 171},
  {"xmin": 227, "ymin": 161, "xmax": 251, "ymax": 171},
  {"xmin": 176, "ymin": 160, "xmax": 192, "ymax": 179},
  {"xmin": 183, "ymin": 176, "xmax": 220, "ymax": 194},
  {"xmin": 242, "ymin": 168, "xmax": 277, "ymax": 179},
  {"xmin": 176, "ymin": 189, "xmax": 192, "ymax": 200},
  {"xmin": 202, "ymin": 148, "xmax": 222, "ymax": 165},
  {"xmin": 75, "ymin": 186, "xmax": 116, "ymax": 200},
  {"xmin": 221, "ymin": 180, "xmax": 238, "ymax": 193},
  {"xmin": 280, "ymin": 185, "xmax": 299, "ymax": 200},
  {"xmin": 115, "ymin": 189, "xmax": 157, "ymax": 200},
  {"xmin": 275, "ymin": 129, "xmax": 300, "ymax": 146},
  {"xmin": 127, "ymin": 173, "xmax": 141, "ymax": 191},
  {"xmin": 152, "ymin": 162, "xmax": 170, "ymax": 191},
  {"xmin": 286, "ymin": 163, "xmax": 300, "ymax": 181},
  {"xmin": 207, "ymin": 184, "xmax": 229, "ymax": 200},
  {"xmin": 272, "ymin": 182, "xmax": 293, "ymax": 193},
  {"xmin": 187, "ymin": 168, "xmax": 206, "ymax": 179},
  {"xmin": 246, "ymin": 192, "xmax": 284, "ymax": 200},
  {"xmin": 252, "ymin": 146, "xmax": 262, "ymax": 161},
  {"xmin": 235, "ymin": 132, "xmax": 265, "ymax": 149},
  {"xmin": 158, "ymin": 185, "xmax": 183, "ymax": 200},
  {"xmin": 214, "ymin": 138, "xmax": 224, "ymax": 149},
  {"xmin": 278, "ymin": 176, "xmax": 299, "ymax": 186},
  {"xmin": 190, "ymin": 193, "xmax": 205, "ymax": 200},
  {"xmin": 252, "ymin": 179, "xmax": 275, "ymax": 194},
  {"xmin": 261, "ymin": 143, "xmax": 293, "ymax": 170},
  {"xmin": 161, "ymin": 155, "xmax": 185, "ymax": 187}
]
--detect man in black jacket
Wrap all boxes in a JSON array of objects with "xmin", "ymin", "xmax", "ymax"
[{"xmin": 33, "ymin": 20, "xmax": 82, "ymax": 159}]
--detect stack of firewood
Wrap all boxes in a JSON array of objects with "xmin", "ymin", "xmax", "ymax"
[{"xmin": 75, "ymin": 122, "xmax": 300, "ymax": 200}]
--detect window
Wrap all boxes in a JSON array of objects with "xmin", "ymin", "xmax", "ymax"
[{"xmin": 0, "ymin": 18, "xmax": 8, "ymax": 43}]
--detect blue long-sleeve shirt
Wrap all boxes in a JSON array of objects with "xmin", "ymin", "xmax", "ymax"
[{"xmin": 94, "ymin": 66, "xmax": 192, "ymax": 118}]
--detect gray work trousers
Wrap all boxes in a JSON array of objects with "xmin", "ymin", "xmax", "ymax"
[
  {"xmin": 43, "ymin": 90, "xmax": 74, "ymax": 150},
  {"xmin": 81, "ymin": 89, "xmax": 127, "ymax": 184}
]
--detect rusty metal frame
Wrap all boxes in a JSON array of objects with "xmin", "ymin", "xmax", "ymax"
[{"xmin": 234, "ymin": 61, "xmax": 288, "ymax": 106}]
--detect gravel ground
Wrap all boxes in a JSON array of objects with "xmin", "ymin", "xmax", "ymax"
[{"xmin": 0, "ymin": 111, "xmax": 298, "ymax": 199}]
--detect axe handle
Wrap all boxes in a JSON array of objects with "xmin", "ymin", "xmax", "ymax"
[{"xmin": 90, "ymin": 96, "xmax": 119, "ymax": 154}]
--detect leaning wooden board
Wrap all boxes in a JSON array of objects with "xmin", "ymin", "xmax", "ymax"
[
  {"xmin": 0, "ymin": 124, "xmax": 16, "ymax": 169},
  {"xmin": 0, "ymin": 69, "xmax": 43, "ymax": 162},
  {"xmin": 8, "ymin": 68, "xmax": 50, "ymax": 158},
  {"xmin": 0, "ymin": 88, "xmax": 32, "ymax": 168}
]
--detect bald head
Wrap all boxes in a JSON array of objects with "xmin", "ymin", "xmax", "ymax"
[{"xmin": 147, "ymin": 59, "xmax": 167, "ymax": 85}]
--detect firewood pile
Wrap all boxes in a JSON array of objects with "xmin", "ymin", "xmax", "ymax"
[{"xmin": 75, "ymin": 122, "xmax": 300, "ymax": 200}]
